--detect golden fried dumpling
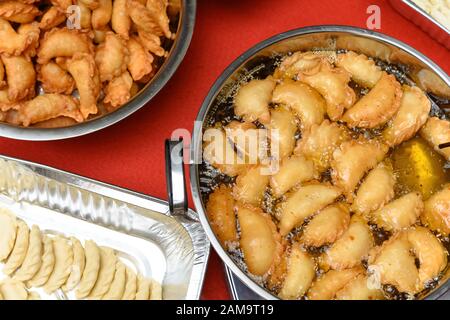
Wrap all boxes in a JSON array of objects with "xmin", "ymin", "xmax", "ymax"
[
  {"xmin": 420, "ymin": 117, "xmax": 450, "ymax": 161},
  {"xmin": 269, "ymin": 155, "xmax": 317, "ymax": 198},
  {"xmin": 236, "ymin": 204, "xmax": 282, "ymax": 276},
  {"xmin": 278, "ymin": 183, "xmax": 341, "ymax": 236},
  {"xmin": 234, "ymin": 77, "xmax": 275, "ymax": 125},
  {"xmin": 272, "ymin": 80, "xmax": 325, "ymax": 131},
  {"xmin": 206, "ymin": 185, "xmax": 237, "ymax": 248},
  {"xmin": 335, "ymin": 274, "xmax": 385, "ymax": 300},
  {"xmin": 331, "ymin": 138, "xmax": 388, "ymax": 200},
  {"xmin": 382, "ymin": 85, "xmax": 431, "ymax": 147},
  {"xmin": 233, "ymin": 165, "xmax": 269, "ymax": 206},
  {"xmin": 307, "ymin": 268, "xmax": 362, "ymax": 300},
  {"xmin": 407, "ymin": 226, "xmax": 447, "ymax": 288},
  {"xmin": 421, "ymin": 185, "xmax": 450, "ymax": 234},
  {"xmin": 274, "ymin": 51, "xmax": 329, "ymax": 79},
  {"xmin": 268, "ymin": 106, "xmax": 298, "ymax": 160},
  {"xmin": 301, "ymin": 204, "xmax": 350, "ymax": 247},
  {"xmin": 352, "ymin": 163, "xmax": 395, "ymax": 216},
  {"xmin": 342, "ymin": 72, "xmax": 402, "ymax": 128},
  {"xmin": 278, "ymin": 244, "xmax": 315, "ymax": 300},
  {"xmin": 336, "ymin": 52, "xmax": 382, "ymax": 88},
  {"xmin": 368, "ymin": 233, "xmax": 419, "ymax": 294},
  {"xmin": 321, "ymin": 215, "xmax": 374, "ymax": 270},
  {"xmin": 368, "ymin": 192, "xmax": 423, "ymax": 231},
  {"xmin": 299, "ymin": 61, "xmax": 356, "ymax": 121},
  {"xmin": 295, "ymin": 120, "xmax": 350, "ymax": 172}
]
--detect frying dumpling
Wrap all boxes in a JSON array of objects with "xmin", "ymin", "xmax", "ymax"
[
  {"xmin": 407, "ymin": 227, "xmax": 447, "ymax": 288},
  {"xmin": 307, "ymin": 268, "xmax": 362, "ymax": 300},
  {"xmin": 278, "ymin": 183, "xmax": 342, "ymax": 236},
  {"xmin": 420, "ymin": 117, "xmax": 450, "ymax": 161},
  {"xmin": 331, "ymin": 138, "xmax": 388, "ymax": 200},
  {"xmin": 321, "ymin": 215, "xmax": 374, "ymax": 270},
  {"xmin": 44, "ymin": 236, "xmax": 73, "ymax": 294},
  {"xmin": 224, "ymin": 121, "xmax": 265, "ymax": 164},
  {"xmin": 272, "ymin": 80, "xmax": 326, "ymax": 131},
  {"xmin": 301, "ymin": 204, "xmax": 350, "ymax": 247},
  {"xmin": 268, "ymin": 106, "xmax": 298, "ymax": 160},
  {"xmin": 236, "ymin": 204, "xmax": 282, "ymax": 276},
  {"xmin": 88, "ymin": 246, "xmax": 117, "ymax": 299},
  {"xmin": 0, "ymin": 278, "xmax": 28, "ymax": 300},
  {"xmin": 0, "ymin": 208, "xmax": 17, "ymax": 261},
  {"xmin": 76, "ymin": 240, "xmax": 101, "ymax": 299},
  {"xmin": 382, "ymin": 85, "xmax": 431, "ymax": 147},
  {"xmin": 368, "ymin": 192, "xmax": 423, "ymax": 231},
  {"xmin": 3, "ymin": 220, "xmax": 29, "ymax": 275},
  {"xmin": 368, "ymin": 233, "xmax": 419, "ymax": 294},
  {"xmin": 278, "ymin": 244, "xmax": 316, "ymax": 300},
  {"xmin": 27, "ymin": 235, "xmax": 55, "ymax": 288},
  {"xmin": 342, "ymin": 72, "xmax": 402, "ymax": 128},
  {"xmin": 336, "ymin": 52, "xmax": 382, "ymax": 88},
  {"xmin": 298, "ymin": 61, "xmax": 356, "ymax": 121},
  {"xmin": 14, "ymin": 225, "xmax": 42, "ymax": 281},
  {"xmin": 295, "ymin": 120, "xmax": 350, "ymax": 172},
  {"xmin": 206, "ymin": 185, "xmax": 238, "ymax": 248},
  {"xmin": 352, "ymin": 163, "xmax": 395, "ymax": 216},
  {"xmin": 269, "ymin": 155, "xmax": 317, "ymax": 198},
  {"xmin": 421, "ymin": 185, "xmax": 450, "ymax": 234},
  {"xmin": 102, "ymin": 261, "xmax": 126, "ymax": 300},
  {"xmin": 234, "ymin": 77, "xmax": 275, "ymax": 124},
  {"xmin": 233, "ymin": 165, "xmax": 269, "ymax": 206},
  {"xmin": 62, "ymin": 237, "xmax": 86, "ymax": 292},
  {"xmin": 335, "ymin": 274, "xmax": 385, "ymax": 300},
  {"xmin": 274, "ymin": 51, "xmax": 330, "ymax": 79},
  {"xmin": 122, "ymin": 267, "xmax": 137, "ymax": 300}
]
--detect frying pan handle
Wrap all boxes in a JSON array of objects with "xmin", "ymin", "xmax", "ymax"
[{"xmin": 165, "ymin": 138, "xmax": 188, "ymax": 216}]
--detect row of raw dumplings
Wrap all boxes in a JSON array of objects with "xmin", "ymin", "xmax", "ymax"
[
  {"xmin": 204, "ymin": 50, "xmax": 450, "ymax": 299},
  {"xmin": 0, "ymin": 207, "xmax": 161, "ymax": 300}
]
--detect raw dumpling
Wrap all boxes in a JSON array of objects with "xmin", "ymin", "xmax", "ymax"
[
  {"xmin": 342, "ymin": 72, "xmax": 402, "ymax": 128},
  {"xmin": 269, "ymin": 155, "xmax": 317, "ymax": 198},
  {"xmin": 62, "ymin": 237, "xmax": 86, "ymax": 291},
  {"xmin": 382, "ymin": 85, "xmax": 431, "ymax": 147},
  {"xmin": 278, "ymin": 183, "xmax": 342, "ymax": 236},
  {"xmin": 206, "ymin": 185, "xmax": 237, "ymax": 248},
  {"xmin": 150, "ymin": 280, "xmax": 162, "ymax": 300},
  {"xmin": 87, "ymin": 246, "xmax": 116, "ymax": 299},
  {"xmin": 234, "ymin": 77, "xmax": 275, "ymax": 124},
  {"xmin": 135, "ymin": 275, "xmax": 150, "ymax": 300},
  {"xmin": 307, "ymin": 268, "xmax": 362, "ymax": 300},
  {"xmin": 272, "ymin": 80, "xmax": 325, "ymax": 131},
  {"xmin": 233, "ymin": 165, "xmax": 270, "ymax": 206},
  {"xmin": 237, "ymin": 204, "xmax": 282, "ymax": 276},
  {"xmin": 336, "ymin": 52, "xmax": 382, "ymax": 88},
  {"xmin": 321, "ymin": 215, "xmax": 374, "ymax": 270},
  {"xmin": 268, "ymin": 106, "xmax": 298, "ymax": 160},
  {"xmin": 27, "ymin": 235, "xmax": 55, "ymax": 288},
  {"xmin": 331, "ymin": 138, "xmax": 388, "ymax": 200},
  {"xmin": 301, "ymin": 204, "xmax": 350, "ymax": 247},
  {"xmin": 0, "ymin": 278, "xmax": 28, "ymax": 300},
  {"xmin": 335, "ymin": 274, "xmax": 385, "ymax": 300},
  {"xmin": 294, "ymin": 120, "xmax": 350, "ymax": 172},
  {"xmin": 351, "ymin": 163, "xmax": 396, "ymax": 216},
  {"xmin": 44, "ymin": 236, "xmax": 73, "ymax": 294},
  {"xmin": 407, "ymin": 227, "xmax": 447, "ymax": 288},
  {"xmin": 14, "ymin": 225, "xmax": 42, "ymax": 281},
  {"xmin": 0, "ymin": 208, "xmax": 17, "ymax": 261},
  {"xmin": 368, "ymin": 233, "xmax": 419, "ymax": 294},
  {"xmin": 421, "ymin": 185, "xmax": 450, "ymax": 234},
  {"xmin": 76, "ymin": 240, "xmax": 100, "ymax": 299},
  {"xmin": 368, "ymin": 192, "xmax": 423, "ymax": 231},
  {"xmin": 420, "ymin": 117, "xmax": 450, "ymax": 161},
  {"xmin": 102, "ymin": 261, "xmax": 126, "ymax": 300},
  {"xmin": 122, "ymin": 267, "xmax": 137, "ymax": 300},
  {"xmin": 278, "ymin": 244, "xmax": 315, "ymax": 300},
  {"xmin": 3, "ymin": 220, "xmax": 29, "ymax": 275}
]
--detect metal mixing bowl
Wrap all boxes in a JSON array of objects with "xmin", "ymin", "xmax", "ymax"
[
  {"xmin": 190, "ymin": 25, "xmax": 450, "ymax": 300},
  {"xmin": 0, "ymin": 0, "xmax": 196, "ymax": 141}
]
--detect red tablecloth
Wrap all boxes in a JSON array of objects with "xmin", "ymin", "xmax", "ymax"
[{"xmin": 0, "ymin": 0, "xmax": 448, "ymax": 300}]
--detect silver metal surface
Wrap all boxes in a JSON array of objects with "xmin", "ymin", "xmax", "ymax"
[
  {"xmin": 190, "ymin": 25, "xmax": 450, "ymax": 300},
  {"xmin": 0, "ymin": 155, "xmax": 209, "ymax": 299},
  {"xmin": 390, "ymin": 0, "xmax": 450, "ymax": 50},
  {"xmin": 0, "ymin": 0, "xmax": 196, "ymax": 141}
]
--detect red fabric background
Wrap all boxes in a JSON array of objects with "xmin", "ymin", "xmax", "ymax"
[{"xmin": 0, "ymin": 0, "xmax": 448, "ymax": 300}]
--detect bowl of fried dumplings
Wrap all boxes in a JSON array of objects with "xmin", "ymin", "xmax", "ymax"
[
  {"xmin": 0, "ymin": 0, "xmax": 196, "ymax": 140},
  {"xmin": 190, "ymin": 25, "xmax": 450, "ymax": 300}
]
